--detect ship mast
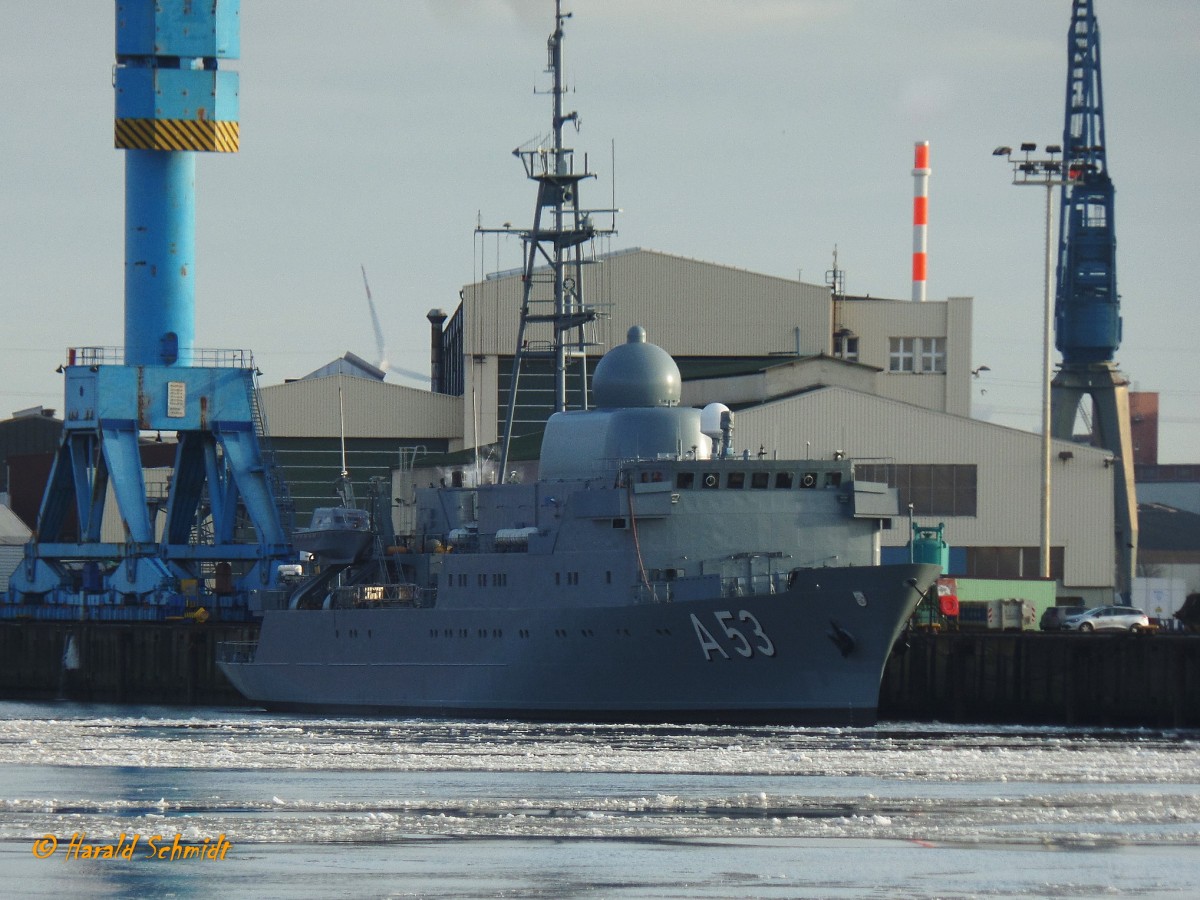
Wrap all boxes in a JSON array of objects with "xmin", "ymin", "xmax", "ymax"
[{"xmin": 481, "ymin": 0, "xmax": 617, "ymax": 483}]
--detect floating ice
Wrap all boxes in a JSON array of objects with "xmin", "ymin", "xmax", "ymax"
[{"xmin": 0, "ymin": 703, "xmax": 1197, "ymax": 849}]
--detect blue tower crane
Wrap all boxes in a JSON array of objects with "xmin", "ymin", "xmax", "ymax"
[
  {"xmin": 1050, "ymin": 0, "xmax": 1137, "ymax": 599},
  {"xmin": 1054, "ymin": 0, "xmax": 1118, "ymax": 364},
  {"xmin": 5, "ymin": 1, "xmax": 293, "ymax": 620}
]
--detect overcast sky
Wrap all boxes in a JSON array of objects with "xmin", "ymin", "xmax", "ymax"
[{"xmin": 2, "ymin": 1, "xmax": 1198, "ymax": 462}]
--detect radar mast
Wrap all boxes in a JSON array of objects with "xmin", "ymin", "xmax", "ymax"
[{"xmin": 479, "ymin": 0, "xmax": 617, "ymax": 483}]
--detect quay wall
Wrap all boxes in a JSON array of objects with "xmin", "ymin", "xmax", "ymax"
[
  {"xmin": 0, "ymin": 621, "xmax": 255, "ymax": 706},
  {"xmin": 880, "ymin": 630, "xmax": 1200, "ymax": 727}
]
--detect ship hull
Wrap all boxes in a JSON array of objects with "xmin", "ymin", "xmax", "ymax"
[{"xmin": 219, "ymin": 563, "xmax": 937, "ymax": 725}]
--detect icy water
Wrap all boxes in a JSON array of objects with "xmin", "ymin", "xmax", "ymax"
[{"xmin": 1, "ymin": 703, "xmax": 1198, "ymax": 898}]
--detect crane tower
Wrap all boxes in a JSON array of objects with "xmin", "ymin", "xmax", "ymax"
[
  {"xmin": 6, "ymin": 1, "xmax": 293, "ymax": 619},
  {"xmin": 1051, "ymin": 0, "xmax": 1137, "ymax": 599}
]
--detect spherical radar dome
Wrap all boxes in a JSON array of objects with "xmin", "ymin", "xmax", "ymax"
[{"xmin": 592, "ymin": 326, "xmax": 681, "ymax": 409}]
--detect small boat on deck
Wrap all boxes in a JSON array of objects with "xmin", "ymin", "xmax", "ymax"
[{"xmin": 291, "ymin": 503, "xmax": 372, "ymax": 565}]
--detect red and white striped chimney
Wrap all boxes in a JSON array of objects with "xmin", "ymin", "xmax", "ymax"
[{"xmin": 911, "ymin": 140, "xmax": 930, "ymax": 302}]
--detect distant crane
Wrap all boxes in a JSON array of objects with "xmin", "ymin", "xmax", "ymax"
[{"xmin": 1051, "ymin": 0, "xmax": 1137, "ymax": 599}]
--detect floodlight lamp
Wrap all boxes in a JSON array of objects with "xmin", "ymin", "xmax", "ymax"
[
  {"xmin": 1020, "ymin": 142, "xmax": 1037, "ymax": 152},
  {"xmin": 992, "ymin": 146, "xmax": 1012, "ymax": 156},
  {"xmin": 1046, "ymin": 144, "xmax": 1062, "ymax": 154}
]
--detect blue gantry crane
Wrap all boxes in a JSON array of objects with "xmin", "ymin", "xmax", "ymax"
[
  {"xmin": 1050, "ymin": 0, "xmax": 1138, "ymax": 599},
  {"xmin": 5, "ymin": 1, "xmax": 293, "ymax": 620}
]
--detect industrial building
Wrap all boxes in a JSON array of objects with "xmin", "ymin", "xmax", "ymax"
[
  {"xmin": 440, "ymin": 248, "xmax": 973, "ymax": 448},
  {"xmin": 0, "ymin": 407, "xmax": 62, "ymax": 517}
]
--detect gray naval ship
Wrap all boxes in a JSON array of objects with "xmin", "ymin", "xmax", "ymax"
[
  {"xmin": 219, "ymin": 325, "xmax": 938, "ymax": 724},
  {"xmin": 218, "ymin": 2, "xmax": 939, "ymax": 724}
]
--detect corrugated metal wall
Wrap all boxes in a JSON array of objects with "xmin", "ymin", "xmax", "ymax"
[
  {"xmin": 274, "ymin": 437, "xmax": 450, "ymax": 524},
  {"xmin": 0, "ymin": 546, "xmax": 21, "ymax": 592},
  {"xmin": 734, "ymin": 387, "xmax": 1114, "ymax": 589},
  {"xmin": 459, "ymin": 249, "xmax": 968, "ymax": 435},
  {"xmin": 260, "ymin": 375, "xmax": 462, "ymax": 439},
  {"xmin": 0, "ymin": 414, "xmax": 62, "ymax": 493},
  {"xmin": 461, "ymin": 249, "xmax": 831, "ymax": 360}
]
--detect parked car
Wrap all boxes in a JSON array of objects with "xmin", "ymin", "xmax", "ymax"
[
  {"xmin": 1062, "ymin": 606, "xmax": 1151, "ymax": 633},
  {"xmin": 1040, "ymin": 605, "xmax": 1086, "ymax": 632}
]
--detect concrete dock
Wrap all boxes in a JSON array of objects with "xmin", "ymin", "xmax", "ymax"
[{"xmin": 880, "ymin": 629, "xmax": 1200, "ymax": 727}]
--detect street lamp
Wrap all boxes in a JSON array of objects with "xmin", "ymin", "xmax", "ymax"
[{"xmin": 994, "ymin": 143, "xmax": 1064, "ymax": 581}]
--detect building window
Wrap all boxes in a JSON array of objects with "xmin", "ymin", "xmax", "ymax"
[
  {"xmin": 835, "ymin": 333, "xmax": 859, "ymax": 362},
  {"xmin": 854, "ymin": 463, "xmax": 977, "ymax": 517},
  {"xmin": 921, "ymin": 337, "xmax": 946, "ymax": 373},
  {"xmin": 889, "ymin": 337, "xmax": 916, "ymax": 372},
  {"xmin": 889, "ymin": 337, "xmax": 945, "ymax": 373},
  {"xmin": 965, "ymin": 546, "xmax": 1062, "ymax": 580}
]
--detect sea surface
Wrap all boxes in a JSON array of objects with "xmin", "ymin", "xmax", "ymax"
[{"xmin": 0, "ymin": 702, "xmax": 1198, "ymax": 898}]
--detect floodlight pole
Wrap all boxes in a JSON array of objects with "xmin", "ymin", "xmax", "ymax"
[{"xmin": 995, "ymin": 144, "xmax": 1065, "ymax": 580}]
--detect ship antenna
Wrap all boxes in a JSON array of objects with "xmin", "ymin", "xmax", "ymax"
[
  {"xmin": 336, "ymin": 385, "xmax": 355, "ymax": 508},
  {"xmin": 338, "ymin": 386, "xmax": 347, "ymax": 478}
]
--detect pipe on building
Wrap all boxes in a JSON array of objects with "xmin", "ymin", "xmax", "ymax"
[{"xmin": 427, "ymin": 308, "xmax": 448, "ymax": 393}]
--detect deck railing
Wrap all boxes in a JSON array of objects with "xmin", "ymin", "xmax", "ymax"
[{"xmin": 66, "ymin": 347, "xmax": 256, "ymax": 368}]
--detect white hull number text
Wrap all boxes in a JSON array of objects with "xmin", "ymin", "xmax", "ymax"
[{"xmin": 690, "ymin": 610, "xmax": 776, "ymax": 661}]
